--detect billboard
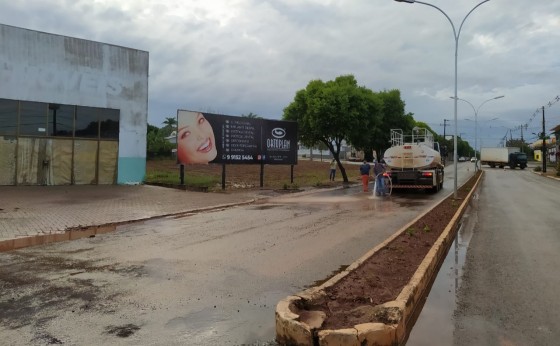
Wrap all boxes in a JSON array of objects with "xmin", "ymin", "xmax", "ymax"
[{"xmin": 177, "ymin": 110, "xmax": 297, "ymax": 165}]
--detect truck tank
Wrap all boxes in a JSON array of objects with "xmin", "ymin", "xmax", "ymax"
[{"xmin": 383, "ymin": 129, "xmax": 443, "ymax": 170}]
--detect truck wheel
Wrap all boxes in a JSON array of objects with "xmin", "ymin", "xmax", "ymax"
[
  {"xmin": 490, "ymin": 163, "xmax": 495, "ymax": 168},
  {"xmin": 509, "ymin": 164, "xmax": 515, "ymax": 169},
  {"xmin": 499, "ymin": 165, "xmax": 504, "ymax": 169},
  {"xmin": 520, "ymin": 164, "xmax": 526, "ymax": 169}
]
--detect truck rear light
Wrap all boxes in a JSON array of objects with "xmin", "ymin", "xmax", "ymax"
[
  {"xmin": 404, "ymin": 145, "xmax": 412, "ymax": 149},
  {"xmin": 421, "ymin": 172, "xmax": 433, "ymax": 177}
]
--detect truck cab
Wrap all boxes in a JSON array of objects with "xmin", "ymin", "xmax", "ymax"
[{"xmin": 509, "ymin": 152, "xmax": 527, "ymax": 169}]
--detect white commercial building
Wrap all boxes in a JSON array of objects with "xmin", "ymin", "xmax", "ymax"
[{"xmin": 0, "ymin": 24, "xmax": 148, "ymax": 185}]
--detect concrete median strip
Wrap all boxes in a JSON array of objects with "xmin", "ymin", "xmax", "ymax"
[{"xmin": 275, "ymin": 172, "xmax": 484, "ymax": 346}]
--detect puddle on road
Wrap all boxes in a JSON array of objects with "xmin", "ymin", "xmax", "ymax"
[
  {"xmin": 406, "ymin": 212, "xmax": 475, "ymax": 345},
  {"xmin": 268, "ymin": 186, "xmax": 402, "ymax": 212},
  {"xmin": 166, "ymin": 290, "xmax": 285, "ymax": 346},
  {"xmin": 249, "ymin": 205, "xmax": 280, "ymax": 211},
  {"xmin": 393, "ymin": 200, "xmax": 425, "ymax": 208},
  {"xmin": 249, "ymin": 186, "xmax": 434, "ymax": 214},
  {"xmin": 105, "ymin": 324, "xmax": 141, "ymax": 338}
]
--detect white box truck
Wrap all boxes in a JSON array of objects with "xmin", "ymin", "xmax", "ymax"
[{"xmin": 480, "ymin": 147, "xmax": 527, "ymax": 169}]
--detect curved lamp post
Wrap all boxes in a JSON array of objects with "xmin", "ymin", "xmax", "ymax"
[
  {"xmin": 394, "ymin": 0, "xmax": 491, "ymax": 198},
  {"xmin": 452, "ymin": 95, "xmax": 504, "ymax": 171}
]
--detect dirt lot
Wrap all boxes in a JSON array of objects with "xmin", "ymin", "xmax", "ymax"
[{"xmin": 146, "ymin": 158, "xmax": 363, "ymax": 191}]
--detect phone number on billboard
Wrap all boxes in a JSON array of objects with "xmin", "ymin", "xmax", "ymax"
[{"xmin": 226, "ymin": 155, "xmax": 254, "ymax": 160}]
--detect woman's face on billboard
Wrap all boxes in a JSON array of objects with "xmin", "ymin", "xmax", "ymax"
[{"xmin": 177, "ymin": 112, "xmax": 217, "ymax": 164}]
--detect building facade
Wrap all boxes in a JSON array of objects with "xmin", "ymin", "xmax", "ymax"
[{"xmin": 0, "ymin": 24, "xmax": 148, "ymax": 185}]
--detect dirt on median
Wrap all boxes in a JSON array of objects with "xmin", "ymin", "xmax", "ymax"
[{"xmin": 298, "ymin": 170, "xmax": 481, "ymax": 331}]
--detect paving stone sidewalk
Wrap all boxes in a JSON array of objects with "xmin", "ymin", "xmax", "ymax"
[{"xmin": 0, "ymin": 185, "xmax": 259, "ymax": 244}]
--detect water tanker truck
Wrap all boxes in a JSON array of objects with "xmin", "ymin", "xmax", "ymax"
[{"xmin": 383, "ymin": 128, "xmax": 445, "ymax": 193}]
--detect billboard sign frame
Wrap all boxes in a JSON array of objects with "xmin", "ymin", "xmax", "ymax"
[{"xmin": 176, "ymin": 110, "xmax": 297, "ymax": 166}]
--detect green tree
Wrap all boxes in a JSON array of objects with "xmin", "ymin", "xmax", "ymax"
[
  {"xmin": 147, "ymin": 124, "xmax": 174, "ymax": 158},
  {"xmin": 163, "ymin": 117, "xmax": 177, "ymax": 127},
  {"xmin": 241, "ymin": 112, "xmax": 261, "ymax": 119},
  {"xmin": 412, "ymin": 121, "xmax": 471, "ymax": 162},
  {"xmin": 161, "ymin": 117, "xmax": 177, "ymax": 137},
  {"xmin": 506, "ymin": 138, "xmax": 532, "ymax": 156},
  {"xmin": 368, "ymin": 90, "xmax": 414, "ymax": 160},
  {"xmin": 283, "ymin": 75, "xmax": 382, "ymax": 182}
]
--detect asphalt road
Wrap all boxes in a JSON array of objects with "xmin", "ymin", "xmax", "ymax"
[
  {"xmin": 0, "ymin": 163, "xmax": 473, "ymax": 346},
  {"xmin": 451, "ymin": 167, "xmax": 560, "ymax": 345}
]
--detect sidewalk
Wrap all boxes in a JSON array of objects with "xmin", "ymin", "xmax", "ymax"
[
  {"xmin": 528, "ymin": 162, "xmax": 560, "ymax": 181},
  {"xmin": 0, "ymin": 185, "xmax": 260, "ymax": 251}
]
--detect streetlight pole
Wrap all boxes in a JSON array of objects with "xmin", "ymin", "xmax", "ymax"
[
  {"xmin": 451, "ymin": 95, "xmax": 504, "ymax": 171},
  {"xmin": 394, "ymin": 0, "xmax": 491, "ymax": 199}
]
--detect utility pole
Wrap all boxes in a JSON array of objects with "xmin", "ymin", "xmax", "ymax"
[
  {"xmin": 441, "ymin": 119, "xmax": 450, "ymax": 164},
  {"xmin": 520, "ymin": 125, "xmax": 525, "ymax": 153},
  {"xmin": 542, "ymin": 106, "xmax": 546, "ymax": 173},
  {"xmin": 442, "ymin": 119, "xmax": 450, "ymax": 139}
]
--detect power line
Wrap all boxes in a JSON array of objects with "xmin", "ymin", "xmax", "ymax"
[
  {"xmin": 498, "ymin": 94, "xmax": 560, "ymax": 152},
  {"xmin": 526, "ymin": 95, "xmax": 560, "ymax": 129}
]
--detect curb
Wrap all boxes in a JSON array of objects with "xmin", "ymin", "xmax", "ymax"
[
  {"xmin": 0, "ymin": 199, "xmax": 256, "ymax": 252},
  {"xmin": 275, "ymin": 172, "xmax": 484, "ymax": 346},
  {"xmin": 530, "ymin": 170, "xmax": 560, "ymax": 181}
]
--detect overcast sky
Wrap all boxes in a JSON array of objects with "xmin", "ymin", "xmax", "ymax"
[{"xmin": 2, "ymin": 0, "xmax": 559, "ymax": 148}]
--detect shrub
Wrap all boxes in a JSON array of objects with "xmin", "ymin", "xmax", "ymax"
[{"xmin": 283, "ymin": 182, "xmax": 300, "ymax": 190}]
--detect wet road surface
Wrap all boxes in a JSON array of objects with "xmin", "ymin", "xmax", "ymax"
[
  {"xmin": 407, "ymin": 167, "xmax": 560, "ymax": 345},
  {"xmin": 0, "ymin": 163, "xmax": 475, "ymax": 345},
  {"xmin": 406, "ymin": 195, "xmax": 477, "ymax": 345}
]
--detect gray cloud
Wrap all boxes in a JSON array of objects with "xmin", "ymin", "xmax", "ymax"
[{"xmin": 2, "ymin": 0, "xmax": 560, "ymax": 147}]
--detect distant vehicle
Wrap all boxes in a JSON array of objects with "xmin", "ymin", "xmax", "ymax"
[
  {"xmin": 345, "ymin": 148, "xmax": 365, "ymax": 162},
  {"xmin": 458, "ymin": 157, "xmax": 467, "ymax": 162},
  {"xmin": 470, "ymin": 157, "xmax": 477, "ymax": 162},
  {"xmin": 480, "ymin": 147, "xmax": 527, "ymax": 169}
]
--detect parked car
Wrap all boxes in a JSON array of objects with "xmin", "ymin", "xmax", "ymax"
[
  {"xmin": 458, "ymin": 157, "xmax": 467, "ymax": 162},
  {"xmin": 470, "ymin": 157, "xmax": 477, "ymax": 162}
]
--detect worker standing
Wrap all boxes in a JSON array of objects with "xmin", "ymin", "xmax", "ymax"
[
  {"xmin": 373, "ymin": 159, "xmax": 387, "ymax": 196},
  {"xmin": 329, "ymin": 159, "xmax": 337, "ymax": 181},
  {"xmin": 359, "ymin": 160, "xmax": 371, "ymax": 192}
]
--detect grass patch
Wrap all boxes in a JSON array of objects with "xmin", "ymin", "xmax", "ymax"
[
  {"xmin": 145, "ymin": 171, "xmax": 219, "ymax": 187},
  {"xmin": 406, "ymin": 227, "xmax": 416, "ymax": 237}
]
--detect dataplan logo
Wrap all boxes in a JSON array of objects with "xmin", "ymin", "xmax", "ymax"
[
  {"xmin": 267, "ymin": 128, "xmax": 290, "ymax": 149},
  {"xmin": 271, "ymin": 128, "xmax": 286, "ymax": 139}
]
